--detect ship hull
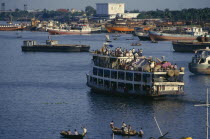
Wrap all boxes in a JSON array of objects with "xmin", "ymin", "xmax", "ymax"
[
  {"xmin": 149, "ymin": 31, "xmax": 197, "ymax": 41},
  {"xmin": 105, "ymin": 26, "xmax": 134, "ymax": 33},
  {"xmin": 48, "ymin": 29, "xmax": 91, "ymax": 35},
  {"xmin": 0, "ymin": 27, "xmax": 25, "ymax": 31},
  {"xmin": 189, "ymin": 63, "xmax": 210, "ymax": 74},
  {"xmin": 137, "ymin": 35, "xmax": 151, "ymax": 41},
  {"xmin": 86, "ymin": 74, "xmax": 184, "ymax": 97},
  {"xmin": 22, "ymin": 45, "xmax": 90, "ymax": 52},
  {"xmin": 172, "ymin": 42, "xmax": 210, "ymax": 52}
]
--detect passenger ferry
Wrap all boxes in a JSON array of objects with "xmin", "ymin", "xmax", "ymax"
[{"xmin": 86, "ymin": 43, "xmax": 185, "ymax": 97}]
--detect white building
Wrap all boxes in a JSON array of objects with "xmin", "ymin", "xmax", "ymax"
[
  {"xmin": 96, "ymin": 3, "xmax": 124, "ymax": 15},
  {"xmin": 96, "ymin": 3, "xmax": 139, "ymax": 19}
]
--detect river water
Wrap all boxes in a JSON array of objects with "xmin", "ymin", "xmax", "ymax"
[{"xmin": 0, "ymin": 31, "xmax": 209, "ymax": 139}]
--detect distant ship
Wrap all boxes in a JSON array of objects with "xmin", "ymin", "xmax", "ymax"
[
  {"xmin": 48, "ymin": 24, "xmax": 91, "ymax": 35},
  {"xmin": 0, "ymin": 24, "xmax": 26, "ymax": 31},
  {"xmin": 134, "ymin": 27, "xmax": 151, "ymax": 41},
  {"xmin": 105, "ymin": 16, "xmax": 141, "ymax": 33},
  {"xmin": 149, "ymin": 27, "xmax": 208, "ymax": 41},
  {"xmin": 189, "ymin": 47, "xmax": 210, "ymax": 74},
  {"xmin": 22, "ymin": 40, "xmax": 90, "ymax": 52}
]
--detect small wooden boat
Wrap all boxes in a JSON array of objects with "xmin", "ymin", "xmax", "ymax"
[
  {"xmin": 131, "ymin": 42, "xmax": 142, "ymax": 46},
  {"xmin": 151, "ymin": 40, "xmax": 158, "ymax": 43},
  {"xmin": 112, "ymin": 127, "xmax": 137, "ymax": 136},
  {"xmin": 126, "ymin": 38, "xmax": 134, "ymax": 40},
  {"xmin": 60, "ymin": 131, "xmax": 85, "ymax": 139}
]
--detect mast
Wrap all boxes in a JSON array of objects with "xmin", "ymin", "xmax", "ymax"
[
  {"xmin": 154, "ymin": 116, "xmax": 163, "ymax": 136},
  {"xmin": 195, "ymin": 88, "xmax": 209, "ymax": 139}
]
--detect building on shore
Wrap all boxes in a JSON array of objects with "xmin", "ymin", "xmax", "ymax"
[{"xmin": 96, "ymin": 3, "xmax": 138, "ymax": 19}]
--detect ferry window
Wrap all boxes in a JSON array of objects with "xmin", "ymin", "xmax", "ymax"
[
  {"xmin": 93, "ymin": 67, "xmax": 97, "ymax": 75},
  {"xmin": 111, "ymin": 81, "xmax": 117, "ymax": 90},
  {"xmin": 208, "ymin": 60, "xmax": 210, "ymax": 64},
  {"xmin": 143, "ymin": 74, "xmax": 150, "ymax": 82},
  {"xmin": 104, "ymin": 80, "xmax": 110, "ymax": 88},
  {"xmin": 199, "ymin": 59, "xmax": 205, "ymax": 64},
  {"xmin": 104, "ymin": 70, "xmax": 110, "ymax": 78},
  {"xmin": 118, "ymin": 82, "xmax": 125, "ymax": 89},
  {"xmin": 93, "ymin": 78, "xmax": 97, "ymax": 84},
  {"xmin": 98, "ymin": 79, "xmax": 103, "ymax": 86},
  {"xmin": 118, "ymin": 71, "xmax": 125, "ymax": 80},
  {"xmin": 134, "ymin": 73, "xmax": 141, "ymax": 81},
  {"xmin": 125, "ymin": 83, "xmax": 133, "ymax": 91},
  {"xmin": 134, "ymin": 84, "xmax": 141, "ymax": 91},
  {"xmin": 111, "ymin": 71, "xmax": 117, "ymax": 79},
  {"xmin": 126, "ymin": 72, "xmax": 133, "ymax": 81},
  {"xmin": 98, "ymin": 69, "xmax": 103, "ymax": 76},
  {"xmin": 143, "ymin": 85, "xmax": 150, "ymax": 91},
  {"xmin": 90, "ymin": 77, "xmax": 93, "ymax": 82}
]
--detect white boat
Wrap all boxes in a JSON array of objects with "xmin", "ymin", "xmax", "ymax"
[
  {"xmin": 48, "ymin": 24, "xmax": 91, "ymax": 35},
  {"xmin": 189, "ymin": 47, "xmax": 210, "ymax": 74},
  {"xmin": 86, "ymin": 43, "xmax": 185, "ymax": 97},
  {"xmin": 105, "ymin": 34, "xmax": 112, "ymax": 42}
]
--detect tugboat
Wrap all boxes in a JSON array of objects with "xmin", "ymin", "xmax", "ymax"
[
  {"xmin": 86, "ymin": 43, "xmax": 185, "ymax": 97},
  {"xmin": 189, "ymin": 47, "xmax": 210, "ymax": 74}
]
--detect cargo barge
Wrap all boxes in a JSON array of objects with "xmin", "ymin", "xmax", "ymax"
[{"xmin": 22, "ymin": 40, "xmax": 90, "ymax": 52}]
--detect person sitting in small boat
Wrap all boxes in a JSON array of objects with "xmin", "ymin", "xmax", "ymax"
[
  {"xmin": 68, "ymin": 129, "xmax": 72, "ymax": 135},
  {"xmin": 110, "ymin": 121, "xmax": 114, "ymax": 128},
  {"xmin": 81, "ymin": 127, "xmax": 87, "ymax": 135},
  {"xmin": 123, "ymin": 125, "xmax": 129, "ymax": 133},
  {"xmin": 128, "ymin": 125, "xmax": 131, "ymax": 132},
  {"xmin": 139, "ymin": 128, "xmax": 144, "ymax": 137},
  {"xmin": 122, "ymin": 122, "xmax": 126, "ymax": 128},
  {"xmin": 74, "ymin": 129, "xmax": 78, "ymax": 135}
]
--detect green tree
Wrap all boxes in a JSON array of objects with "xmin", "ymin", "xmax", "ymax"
[{"xmin": 85, "ymin": 6, "xmax": 96, "ymax": 16}]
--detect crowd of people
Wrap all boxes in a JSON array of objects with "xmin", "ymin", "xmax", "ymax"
[
  {"xmin": 93, "ymin": 45, "xmax": 182, "ymax": 72},
  {"xmin": 94, "ymin": 44, "xmax": 143, "ymax": 58}
]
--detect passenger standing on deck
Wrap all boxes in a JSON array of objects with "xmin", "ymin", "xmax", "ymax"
[
  {"xmin": 174, "ymin": 63, "xmax": 178, "ymax": 69},
  {"xmin": 74, "ymin": 129, "xmax": 78, "ymax": 135},
  {"xmin": 110, "ymin": 121, "xmax": 114, "ymax": 128}
]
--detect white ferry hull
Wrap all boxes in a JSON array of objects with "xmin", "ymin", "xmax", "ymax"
[{"xmin": 86, "ymin": 74, "xmax": 184, "ymax": 97}]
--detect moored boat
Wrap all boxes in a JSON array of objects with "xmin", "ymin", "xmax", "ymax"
[
  {"xmin": 134, "ymin": 27, "xmax": 151, "ymax": 41},
  {"xmin": 48, "ymin": 24, "xmax": 91, "ymax": 35},
  {"xmin": 149, "ymin": 27, "xmax": 208, "ymax": 41},
  {"xmin": 86, "ymin": 43, "xmax": 185, "ymax": 97},
  {"xmin": 188, "ymin": 47, "xmax": 210, "ymax": 74},
  {"xmin": 172, "ymin": 41, "xmax": 210, "ymax": 52},
  {"xmin": 0, "ymin": 24, "xmax": 26, "ymax": 31},
  {"xmin": 21, "ymin": 40, "xmax": 90, "ymax": 52}
]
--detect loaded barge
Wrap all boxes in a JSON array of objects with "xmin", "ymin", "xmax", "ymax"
[
  {"xmin": 21, "ymin": 40, "xmax": 90, "ymax": 52},
  {"xmin": 86, "ymin": 43, "xmax": 185, "ymax": 97}
]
